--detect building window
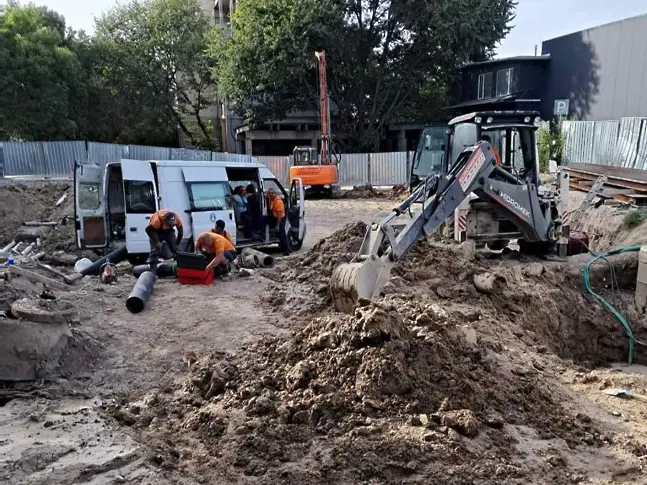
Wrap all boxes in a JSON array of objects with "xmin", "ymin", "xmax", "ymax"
[
  {"xmin": 477, "ymin": 72, "xmax": 493, "ymax": 100},
  {"xmin": 496, "ymin": 68, "xmax": 513, "ymax": 96}
]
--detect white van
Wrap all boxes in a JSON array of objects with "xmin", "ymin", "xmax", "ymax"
[{"xmin": 74, "ymin": 159, "xmax": 306, "ymax": 263}]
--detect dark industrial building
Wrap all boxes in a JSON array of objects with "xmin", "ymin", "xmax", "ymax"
[{"xmin": 455, "ymin": 13, "xmax": 647, "ymax": 121}]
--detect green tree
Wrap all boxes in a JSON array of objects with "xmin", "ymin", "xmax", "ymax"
[
  {"xmin": 213, "ymin": 0, "xmax": 515, "ymax": 151},
  {"xmin": 95, "ymin": 0, "xmax": 219, "ymax": 149},
  {"xmin": 0, "ymin": 1, "xmax": 81, "ymax": 140}
]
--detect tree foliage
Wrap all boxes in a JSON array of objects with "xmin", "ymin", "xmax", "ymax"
[
  {"xmin": 214, "ymin": 0, "xmax": 516, "ymax": 151},
  {"xmin": 0, "ymin": 1, "xmax": 81, "ymax": 140},
  {"xmin": 95, "ymin": 0, "xmax": 219, "ymax": 149}
]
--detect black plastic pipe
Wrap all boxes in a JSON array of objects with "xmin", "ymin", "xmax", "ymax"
[
  {"xmin": 126, "ymin": 271, "xmax": 156, "ymax": 313},
  {"xmin": 132, "ymin": 262, "xmax": 177, "ymax": 278},
  {"xmin": 81, "ymin": 246, "xmax": 128, "ymax": 276}
]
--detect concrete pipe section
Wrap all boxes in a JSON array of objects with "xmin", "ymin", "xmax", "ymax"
[{"xmin": 240, "ymin": 248, "xmax": 275, "ymax": 268}]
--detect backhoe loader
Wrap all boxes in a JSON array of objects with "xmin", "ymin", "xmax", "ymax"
[{"xmin": 330, "ymin": 111, "xmax": 572, "ymax": 313}]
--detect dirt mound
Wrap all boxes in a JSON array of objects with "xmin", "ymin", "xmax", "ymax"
[
  {"xmin": 339, "ymin": 185, "xmax": 387, "ymax": 199},
  {"xmin": 0, "ymin": 181, "xmax": 76, "ymax": 252},
  {"xmin": 108, "ymin": 294, "xmax": 605, "ymax": 483},
  {"xmin": 388, "ymin": 184, "xmax": 409, "ymax": 200},
  {"xmin": 261, "ymin": 222, "xmax": 367, "ymax": 316},
  {"xmin": 389, "ymin": 237, "xmax": 647, "ymax": 366}
]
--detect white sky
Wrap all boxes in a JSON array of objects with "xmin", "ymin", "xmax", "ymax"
[{"xmin": 35, "ymin": 0, "xmax": 647, "ymax": 57}]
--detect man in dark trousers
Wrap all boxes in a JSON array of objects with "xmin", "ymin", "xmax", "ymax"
[{"xmin": 145, "ymin": 209, "xmax": 183, "ymax": 267}]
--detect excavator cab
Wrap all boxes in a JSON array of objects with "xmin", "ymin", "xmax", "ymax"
[{"xmin": 293, "ymin": 147, "xmax": 320, "ymax": 166}]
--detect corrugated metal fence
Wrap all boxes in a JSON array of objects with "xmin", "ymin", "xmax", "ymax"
[
  {"xmin": 0, "ymin": 140, "xmax": 418, "ymax": 187},
  {"xmin": 562, "ymin": 117, "xmax": 647, "ymax": 169}
]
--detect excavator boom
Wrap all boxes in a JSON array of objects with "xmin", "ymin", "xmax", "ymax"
[{"xmin": 330, "ymin": 141, "xmax": 560, "ymax": 313}]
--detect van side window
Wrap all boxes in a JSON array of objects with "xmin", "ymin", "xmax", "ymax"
[
  {"xmin": 125, "ymin": 180, "xmax": 156, "ymax": 214},
  {"xmin": 187, "ymin": 182, "xmax": 232, "ymax": 211},
  {"xmin": 78, "ymin": 183, "xmax": 101, "ymax": 210}
]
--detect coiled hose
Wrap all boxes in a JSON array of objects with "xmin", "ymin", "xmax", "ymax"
[{"xmin": 583, "ymin": 244, "xmax": 642, "ymax": 364}]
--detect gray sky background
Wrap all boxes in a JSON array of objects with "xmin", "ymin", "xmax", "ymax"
[{"xmin": 37, "ymin": 0, "xmax": 647, "ymax": 58}]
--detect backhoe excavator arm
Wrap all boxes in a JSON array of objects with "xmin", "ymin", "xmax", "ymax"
[{"xmin": 330, "ymin": 141, "xmax": 555, "ymax": 313}]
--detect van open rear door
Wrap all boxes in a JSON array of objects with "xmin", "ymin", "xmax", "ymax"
[
  {"xmin": 121, "ymin": 160, "xmax": 159, "ymax": 255},
  {"xmin": 289, "ymin": 177, "xmax": 306, "ymax": 240},
  {"xmin": 74, "ymin": 161, "xmax": 107, "ymax": 249},
  {"xmin": 182, "ymin": 167, "xmax": 236, "ymax": 245}
]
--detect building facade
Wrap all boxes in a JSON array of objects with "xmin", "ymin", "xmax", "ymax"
[{"xmin": 455, "ymin": 13, "xmax": 647, "ymax": 122}]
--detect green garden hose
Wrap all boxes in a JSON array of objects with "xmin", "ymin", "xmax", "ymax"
[{"xmin": 583, "ymin": 244, "xmax": 642, "ymax": 364}]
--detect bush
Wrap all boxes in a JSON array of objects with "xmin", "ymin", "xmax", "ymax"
[
  {"xmin": 623, "ymin": 210, "xmax": 647, "ymax": 229},
  {"xmin": 537, "ymin": 121, "xmax": 565, "ymax": 173}
]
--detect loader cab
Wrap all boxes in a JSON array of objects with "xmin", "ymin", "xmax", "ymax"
[{"xmin": 410, "ymin": 111, "xmax": 542, "ymax": 191}]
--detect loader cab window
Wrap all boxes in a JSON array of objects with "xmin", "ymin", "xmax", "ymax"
[
  {"xmin": 412, "ymin": 126, "xmax": 445, "ymax": 179},
  {"xmin": 483, "ymin": 126, "xmax": 536, "ymax": 178},
  {"xmin": 448, "ymin": 122, "xmax": 479, "ymax": 170}
]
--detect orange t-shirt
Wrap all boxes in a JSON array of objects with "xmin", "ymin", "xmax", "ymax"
[
  {"xmin": 269, "ymin": 196, "xmax": 285, "ymax": 219},
  {"xmin": 149, "ymin": 209, "xmax": 183, "ymax": 230},
  {"xmin": 196, "ymin": 232, "xmax": 235, "ymax": 255},
  {"xmin": 211, "ymin": 229, "xmax": 233, "ymax": 245}
]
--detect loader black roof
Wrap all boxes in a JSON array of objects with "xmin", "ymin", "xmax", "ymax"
[{"xmin": 448, "ymin": 111, "xmax": 541, "ymax": 126}]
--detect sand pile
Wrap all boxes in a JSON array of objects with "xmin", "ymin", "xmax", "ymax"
[
  {"xmin": 261, "ymin": 222, "xmax": 367, "ymax": 315},
  {"xmin": 109, "ymin": 294, "xmax": 605, "ymax": 483}
]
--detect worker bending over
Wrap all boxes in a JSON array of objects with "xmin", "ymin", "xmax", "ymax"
[
  {"xmin": 145, "ymin": 209, "xmax": 183, "ymax": 266},
  {"xmin": 265, "ymin": 188, "xmax": 289, "ymax": 255},
  {"xmin": 212, "ymin": 219, "xmax": 233, "ymax": 245},
  {"xmin": 196, "ymin": 231, "xmax": 236, "ymax": 277}
]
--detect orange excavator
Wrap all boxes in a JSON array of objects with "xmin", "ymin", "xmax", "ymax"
[{"xmin": 290, "ymin": 51, "xmax": 340, "ymax": 197}]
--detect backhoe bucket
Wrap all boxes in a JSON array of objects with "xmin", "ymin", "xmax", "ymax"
[{"xmin": 330, "ymin": 257, "xmax": 393, "ymax": 313}]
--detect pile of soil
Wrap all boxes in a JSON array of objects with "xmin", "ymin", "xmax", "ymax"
[
  {"xmin": 261, "ymin": 222, "xmax": 367, "ymax": 316},
  {"xmin": 388, "ymin": 184, "xmax": 409, "ymax": 200},
  {"xmin": 109, "ymin": 294, "xmax": 605, "ymax": 483},
  {"xmin": 0, "ymin": 181, "xmax": 76, "ymax": 252}
]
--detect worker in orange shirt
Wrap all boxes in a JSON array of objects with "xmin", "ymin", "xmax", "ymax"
[
  {"xmin": 265, "ymin": 187, "xmax": 289, "ymax": 255},
  {"xmin": 145, "ymin": 209, "xmax": 183, "ymax": 266},
  {"xmin": 212, "ymin": 220, "xmax": 234, "ymax": 245},
  {"xmin": 196, "ymin": 231, "xmax": 236, "ymax": 278},
  {"xmin": 481, "ymin": 135, "xmax": 501, "ymax": 165}
]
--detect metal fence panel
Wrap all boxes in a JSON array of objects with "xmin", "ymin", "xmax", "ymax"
[
  {"xmin": 256, "ymin": 156, "xmax": 290, "ymax": 186},
  {"xmin": 590, "ymin": 121, "xmax": 619, "ymax": 165},
  {"xmin": 0, "ymin": 144, "xmax": 4, "ymax": 177},
  {"xmin": 2, "ymin": 142, "xmax": 46, "ymax": 176},
  {"xmin": 42, "ymin": 141, "xmax": 86, "ymax": 175},
  {"xmin": 562, "ymin": 120, "xmax": 595, "ymax": 164},
  {"xmin": 88, "ymin": 142, "xmax": 128, "ymax": 166},
  {"xmin": 170, "ymin": 148, "xmax": 211, "ymax": 161},
  {"xmin": 211, "ymin": 152, "xmax": 254, "ymax": 163},
  {"xmin": 615, "ymin": 117, "xmax": 644, "ymax": 168},
  {"xmin": 129, "ymin": 144, "xmax": 170, "ymax": 161},
  {"xmin": 339, "ymin": 153, "xmax": 369, "ymax": 186},
  {"xmin": 635, "ymin": 120, "xmax": 647, "ymax": 170},
  {"xmin": 370, "ymin": 152, "xmax": 408, "ymax": 185}
]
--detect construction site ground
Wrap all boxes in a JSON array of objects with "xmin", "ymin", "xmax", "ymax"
[{"xmin": 2, "ymin": 182, "xmax": 647, "ymax": 484}]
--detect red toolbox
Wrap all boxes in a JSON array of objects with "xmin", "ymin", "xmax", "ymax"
[{"xmin": 177, "ymin": 267, "xmax": 214, "ymax": 285}]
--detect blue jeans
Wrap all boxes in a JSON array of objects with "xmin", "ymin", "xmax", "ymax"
[{"xmin": 224, "ymin": 251, "xmax": 236, "ymax": 262}]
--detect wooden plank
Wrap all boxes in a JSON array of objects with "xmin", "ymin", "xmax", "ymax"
[{"xmin": 8, "ymin": 266, "xmax": 73, "ymax": 291}]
